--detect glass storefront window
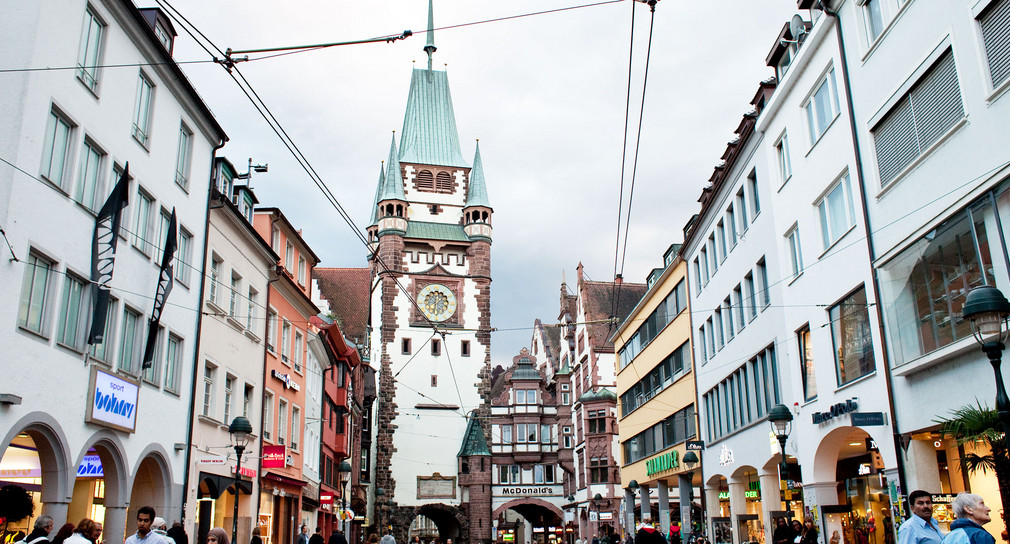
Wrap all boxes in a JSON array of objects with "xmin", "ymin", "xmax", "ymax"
[
  {"xmin": 830, "ymin": 287, "xmax": 875, "ymax": 386},
  {"xmin": 879, "ymin": 200, "xmax": 998, "ymax": 366}
]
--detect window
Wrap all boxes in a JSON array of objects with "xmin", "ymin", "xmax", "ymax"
[
  {"xmin": 224, "ymin": 375, "xmax": 235, "ymax": 423},
  {"xmin": 879, "ymin": 200, "xmax": 996, "ymax": 366},
  {"xmin": 132, "ymin": 188, "xmax": 153, "ymax": 255},
  {"xmin": 818, "ymin": 175, "xmax": 855, "ymax": 249},
  {"xmin": 798, "ymin": 326, "xmax": 817, "ymax": 400},
  {"xmin": 502, "ymin": 424, "xmax": 513, "ymax": 444},
  {"xmin": 291, "ymin": 406, "xmax": 301, "ymax": 451},
  {"xmin": 515, "ymin": 390, "xmax": 526, "ymax": 404},
  {"xmin": 285, "ymin": 241, "xmax": 294, "ymax": 271},
  {"xmin": 563, "ymin": 426, "xmax": 572, "ymax": 449},
  {"xmin": 141, "ymin": 327, "xmax": 162, "ymax": 384},
  {"xmin": 294, "ymin": 331, "xmax": 303, "ymax": 373},
  {"xmin": 757, "ymin": 259, "xmax": 770, "ymax": 308},
  {"xmin": 736, "ymin": 189, "xmax": 749, "ymax": 231},
  {"xmin": 776, "ymin": 134, "xmax": 792, "ymax": 184},
  {"xmin": 89, "ymin": 297, "xmax": 116, "ymax": 362},
  {"xmin": 699, "ymin": 324, "xmax": 708, "ymax": 362},
  {"xmin": 431, "ymin": 338, "xmax": 441, "ymax": 356},
  {"xmin": 777, "ymin": 42, "xmax": 797, "ymax": 79},
  {"xmin": 590, "ymin": 457, "xmax": 609, "ymax": 483},
  {"xmin": 18, "ymin": 252, "xmax": 55, "ymax": 336},
  {"xmin": 806, "ymin": 69, "xmax": 840, "ymax": 142},
  {"xmin": 74, "ymin": 139, "xmax": 105, "ymax": 211},
  {"xmin": 541, "ymin": 424, "xmax": 551, "ymax": 444},
  {"xmin": 714, "ymin": 309, "xmax": 724, "ymax": 349},
  {"xmin": 716, "ymin": 222, "xmax": 727, "ymax": 262},
  {"xmin": 175, "ymin": 124, "xmax": 193, "ymax": 189},
  {"xmin": 402, "ymin": 338, "xmax": 411, "ymax": 355},
  {"xmin": 622, "ymin": 404, "xmax": 696, "ymax": 464},
  {"xmin": 510, "ymin": 464, "xmax": 521, "ymax": 484},
  {"xmin": 209, "ymin": 255, "xmax": 222, "ymax": 305},
  {"xmin": 77, "ymin": 6, "xmax": 105, "ymax": 91},
  {"xmin": 619, "ymin": 341, "xmax": 690, "ymax": 415},
  {"xmin": 588, "ymin": 410, "xmax": 606, "ymax": 434},
  {"xmin": 745, "ymin": 273, "xmax": 757, "ymax": 320},
  {"xmin": 872, "ymin": 50, "xmax": 964, "ymax": 185},
  {"xmin": 118, "ymin": 307, "xmax": 142, "ymax": 375},
  {"xmin": 705, "ymin": 318, "xmax": 715, "ymax": 357},
  {"xmin": 266, "ymin": 309, "xmax": 278, "ymax": 352},
  {"xmin": 830, "ymin": 286, "xmax": 875, "ymax": 385},
  {"xmin": 277, "ymin": 399, "xmax": 288, "ymax": 445},
  {"xmin": 703, "ymin": 345, "xmax": 778, "ymax": 440},
  {"xmin": 175, "ymin": 228, "xmax": 192, "ymax": 285},
  {"xmin": 271, "ymin": 225, "xmax": 280, "ymax": 253},
  {"xmin": 864, "ymin": 0, "xmax": 885, "ymax": 43},
  {"xmin": 980, "ymin": 0, "xmax": 1010, "ymax": 88},
  {"xmin": 281, "ymin": 320, "xmax": 291, "ymax": 362},
  {"xmin": 708, "ymin": 236, "xmax": 718, "ymax": 273},
  {"xmin": 57, "ymin": 273, "xmax": 89, "ymax": 350},
  {"xmin": 515, "ymin": 423, "xmax": 527, "ymax": 443},
  {"xmin": 41, "ymin": 109, "xmax": 74, "ymax": 190},
  {"xmin": 229, "ymin": 272, "xmax": 241, "ymax": 318},
  {"xmin": 562, "ymin": 392, "xmax": 570, "ymax": 405},
  {"xmin": 727, "ymin": 206, "xmax": 738, "ymax": 248},
  {"xmin": 243, "ymin": 384, "xmax": 253, "ymax": 417},
  {"xmin": 733, "ymin": 285, "xmax": 745, "ymax": 331},
  {"xmin": 132, "ymin": 72, "xmax": 155, "ymax": 146},
  {"xmin": 725, "ymin": 297, "xmax": 735, "ymax": 341},
  {"xmin": 699, "ymin": 248, "xmax": 710, "ymax": 285},
  {"xmin": 693, "ymin": 259, "xmax": 702, "ymax": 296},
  {"xmin": 247, "ymin": 287, "xmax": 257, "ymax": 330},
  {"xmin": 297, "ymin": 256, "xmax": 306, "ymax": 286},
  {"xmin": 748, "ymin": 171, "xmax": 761, "ymax": 217},
  {"xmin": 787, "ymin": 227, "xmax": 804, "ymax": 278},
  {"xmin": 461, "ymin": 340, "xmax": 470, "ymax": 357},
  {"xmin": 202, "ymin": 363, "xmax": 216, "ymax": 417},
  {"xmin": 263, "ymin": 390, "xmax": 274, "ymax": 441}
]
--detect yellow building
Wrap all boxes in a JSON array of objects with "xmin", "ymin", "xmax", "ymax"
[{"xmin": 613, "ymin": 245, "xmax": 698, "ymax": 539}]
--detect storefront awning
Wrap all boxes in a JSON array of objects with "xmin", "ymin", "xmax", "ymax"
[
  {"xmin": 263, "ymin": 471, "xmax": 308, "ymax": 488},
  {"xmin": 198, "ymin": 471, "xmax": 252, "ymax": 499}
]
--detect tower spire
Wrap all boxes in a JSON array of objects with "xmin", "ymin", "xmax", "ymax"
[{"xmin": 424, "ymin": 0, "xmax": 436, "ymax": 71}]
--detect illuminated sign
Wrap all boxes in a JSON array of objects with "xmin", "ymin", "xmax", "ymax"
[
  {"xmin": 500, "ymin": 486, "xmax": 557, "ymax": 495},
  {"xmin": 86, "ymin": 367, "xmax": 139, "ymax": 433},
  {"xmin": 272, "ymin": 369, "xmax": 301, "ymax": 391},
  {"xmin": 646, "ymin": 450, "xmax": 679, "ymax": 476},
  {"xmin": 262, "ymin": 445, "xmax": 286, "ymax": 468},
  {"xmin": 76, "ymin": 454, "xmax": 104, "ymax": 477}
]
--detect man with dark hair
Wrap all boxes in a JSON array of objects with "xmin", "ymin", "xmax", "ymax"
[
  {"xmin": 296, "ymin": 526, "xmax": 308, "ymax": 544},
  {"xmin": 126, "ymin": 507, "xmax": 165, "ymax": 544},
  {"xmin": 899, "ymin": 491, "xmax": 944, "ymax": 544},
  {"xmin": 308, "ymin": 528, "xmax": 324, "ymax": 544}
]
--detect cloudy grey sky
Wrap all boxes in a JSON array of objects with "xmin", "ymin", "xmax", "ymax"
[{"xmin": 166, "ymin": 0, "xmax": 800, "ymax": 365}]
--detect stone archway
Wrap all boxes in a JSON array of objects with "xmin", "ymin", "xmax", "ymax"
[
  {"xmin": 127, "ymin": 445, "xmax": 174, "ymax": 534},
  {"xmin": 76, "ymin": 430, "xmax": 130, "ymax": 544},
  {"xmin": 394, "ymin": 503, "xmax": 469, "ymax": 544},
  {"xmin": 493, "ymin": 498, "xmax": 564, "ymax": 544},
  {"xmin": 0, "ymin": 412, "xmax": 73, "ymax": 522}
]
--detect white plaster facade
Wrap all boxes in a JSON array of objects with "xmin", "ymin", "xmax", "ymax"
[{"xmin": 0, "ymin": 1, "xmax": 225, "ymax": 542}]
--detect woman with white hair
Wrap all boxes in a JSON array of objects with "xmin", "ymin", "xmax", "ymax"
[{"xmin": 943, "ymin": 492, "xmax": 994, "ymax": 544}]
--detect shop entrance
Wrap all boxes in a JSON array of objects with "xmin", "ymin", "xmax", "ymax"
[
  {"xmin": 493, "ymin": 501, "xmax": 564, "ymax": 544},
  {"xmin": 818, "ymin": 428, "xmax": 893, "ymax": 544}
]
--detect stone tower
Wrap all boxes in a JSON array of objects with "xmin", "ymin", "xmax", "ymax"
[{"xmin": 366, "ymin": 1, "xmax": 493, "ymax": 541}]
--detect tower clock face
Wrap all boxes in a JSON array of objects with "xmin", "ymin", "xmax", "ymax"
[{"xmin": 417, "ymin": 284, "xmax": 457, "ymax": 322}]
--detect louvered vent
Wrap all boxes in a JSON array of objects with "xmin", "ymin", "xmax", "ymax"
[
  {"xmin": 416, "ymin": 170, "xmax": 434, "ymax": 191},
  {"xmin": 436, "ymin": 171, "xmax": 453, "ymax": 193}
]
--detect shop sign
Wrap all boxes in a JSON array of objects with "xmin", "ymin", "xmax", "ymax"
[
  {"xmin": 589, "ymin": 511, "xmax": 598, "ymax": 522},
  {"xmin": 646, "ymin": 450, "xmax": 679, "ymax": 476},
  {"xmin": 745, "ymin": 490, "xmax": 760, "ymax": 499},
  {"xmin": 272, "ymin": 369, "xmax": 301, "ymax": 391},
  {"xmin": 86, "ymin": 367, "xmax": 139, "ymax": 433},
  {"xmin": 199, "ymin": 457, "xmax": 227, "ymax": 465},
  {"xmin": 76, "ymin": 454, "xmax": 104, "ymax": 477},
  {"xmin": 599, "ymin": 512, "xmax": 613, "ymax": 520},
  {"xmin": 850, "ymin": 412, "xmax": 886, "ymax": 427},
  {"xmin": 231, "ymin": 464, "xmax": 256, "ymax": 478},
  {"xmin": 321, "ymin": 493, "xmax": 334, "ymax": 505},
  {"xmin": 718, "ymin": 492, "xmax": 729, "ymax": 500},
  {"xmin": 262, "ymin": 445, "xmax": 286, "ymax": 468},
  {"xmin": 932, "ymin": 493, "xmax": 957, "ymax": 504},
  {"xmin": 686, "ymin": 440, "xmax": 705, "ymax": 451},
  {"xmin": 811, "ymin": 398, "xmax": 858, "ymax": 424},
  {"xmin": 499, "ymin": 486, "xmax": 558, "ymax": 495}
]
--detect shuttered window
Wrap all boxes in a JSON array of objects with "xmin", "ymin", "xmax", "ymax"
[
  {"xmin": 416, "ymin": 170, "xmax": 434, "ymax": 191},
  {"xmin": 980, "ymin": 0, "xmax": 1010, "ymax": 88},
  {"xmin": 872, "ymin": 50, "xmax": 963, "ymax": 186}
]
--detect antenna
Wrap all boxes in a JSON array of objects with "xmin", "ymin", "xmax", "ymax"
[{"xmin": 780, "ymin": 15, "xmax": 809, "ymax": 47}]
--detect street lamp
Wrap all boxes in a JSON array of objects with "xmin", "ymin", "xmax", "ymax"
[
  {"xmin": 375, "ymin": 487, "xmax": 385, "ymax": 532},
  {"xmin": 566, "ymin": 496, "xmax": 576, "ymax": 544},
  {"xmin": 768, "ymin": 404, "xmax": 793, "ymax": 511},
  {"xmin": 593, "ymin": 493, "xmax": 603, "ymax": 539},
  {"xmin": 962, "ymin": 285, "xmax": 1010, "ymax": 453},
  {"xmin": 229, "ymin": 416, "xmax": 254, "ymax": 544},
  {"xmin": 683, "ymin": 452, "xmax": 699, "ymax": 538},
  {"xmin": 337, "ymin": 461, "xmax": 352, "ymax": 534}
]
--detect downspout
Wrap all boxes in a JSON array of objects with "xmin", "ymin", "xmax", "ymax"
[
  {"xmin": 818, "ymin": 0, "xmax": 909, "ymax": 503},
  {"xmin": 183, "ymin": 137, "xmax": 227, "ymax": 521},
  {"xmin": 260, "ymin": 266, "xmax": 282, "ymax": 524}
]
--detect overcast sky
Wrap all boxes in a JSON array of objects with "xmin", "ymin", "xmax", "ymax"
[{"xmin": 166, "ymin": 0, "xmax": 800, "ymax": 366}]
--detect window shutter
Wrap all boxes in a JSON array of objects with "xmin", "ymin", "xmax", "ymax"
[
  {"xmin": 873, "ymin": 96, "xmax": 917, "ymax": 185},
  {"xmin": 910, "ymin": 51, "xmax": 963, "ymax": 150},
  {"xmin": 981, "ymin": 0, "xmax": 1010, "ymax": 87}
]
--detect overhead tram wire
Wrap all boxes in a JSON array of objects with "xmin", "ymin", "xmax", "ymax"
[{"xmin": 609, "ymin": 0, "xmax": 637, "ymax": 327}]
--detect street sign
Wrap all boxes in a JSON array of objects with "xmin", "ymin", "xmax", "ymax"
[
  {"xmin": 850, "ymin": 412, "xmax": 886, "ymax": 426},
  {"xmin": 198, "ymin": 457, "xmax": 227, "ymax": 465},
  {"xmin": 686, "ymin": 440, "xmax": 705, "ymax": 451}
]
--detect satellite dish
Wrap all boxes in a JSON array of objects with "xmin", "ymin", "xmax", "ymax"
[{"xmin": 789, "ymin": 14, "xmax": 807, "ymax": 39}]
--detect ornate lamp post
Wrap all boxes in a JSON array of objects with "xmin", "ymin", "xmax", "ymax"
[
  {"xmin": 768, "ymin": 404, "xmax": 793, "ymax": 512},
  {"xmin": 337, "ymin": 460, "xmax": 352, "ymax": 535},
  {"xmin": 229, "ymin": 416, "xmax": 254, "ymax": 544},
  {"xmin": 962, "ymin": 285, "xmax": 1010, "ymax": 452},
  {"xmin": 593, "ymin": 493, "xmax": 603, "ymax": 540},
  {"xmin": 682, "ymin": 451, "xmax": 699, "ymax": 539},
  {"xmin": 374, "ymin": 487, "xmax": 385, "ymax": 533}
]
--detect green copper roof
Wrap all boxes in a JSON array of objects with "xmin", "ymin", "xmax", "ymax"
[
  {"xmin": 578, "ymin": 387, "xmax": 617, "ymax": 403},
  {"xmin": 399, "ymin": 69, "xmax": 468, "ymax": 168},
  {"xmin": 457, "ymin": 413, "xmax": 491, "ymax": 457},
  {"xmin": 381, "ymin": 134, "xmax": 406, "ymax": 202},
  {"xmin": 465, "ymin": 142, "xmax": 491, "ymax": 209},
  {"xmin": 424, "ymin": 0, "xmax": 436, "ymax": 70},
  {"xmin": 369, "ymin": 161, "xmax": 385, "ymax": 226},
  {"xmin": 512, "ymin": 359, "xmax": 541, "ymax": 381},
  {"xmin": 404, "ymin": 221, "xmax": 469, "ymax": 242},
  {"xmin": 556, "ymin": 362, "xmax": 571, "ymax": 375}
]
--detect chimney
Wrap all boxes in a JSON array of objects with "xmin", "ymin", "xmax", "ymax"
[{"xmin": 614, "ymin": 274, "xmax": 623, "ymax": 286}]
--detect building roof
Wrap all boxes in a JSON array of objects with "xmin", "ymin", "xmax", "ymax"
[
  {"xmin": 511, "ymin": 359, "xmax": 542, "ymax": 381},
  {"xmin": 399, "ymin": 68, "xmax": 468, "ymax": 168},
  {"xmin": 381, "ymin": 134, "xmax": 406, "ymax": 202},
  {"xmin": 457, "ymin": 412, "xmax": 491, "ymax": 457},
  {"xmin": 581, "ymin": 279, "xmax": 648, "ymax": 352},
  {"xmin": 369, "ymin": 162, "xmax": 385, "ymax": 227},
  {"xmin": 578, "ymin": 387, "xmax": 617, "ymax": 403},
  {"xmin": 465, "ymin": 142, "xmax": 491, "ymax": 208},
  {"xmin": 312, "ymin": 268, "xmax": 371, "ymax": 345},
  {"xmin": 405, "ymin": 221, "xmax": 470, "ymax": 242}
]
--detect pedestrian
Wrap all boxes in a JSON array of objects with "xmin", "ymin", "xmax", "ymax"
[
  {"xmin": 251, "ymin": 528, "xmax": 263, "ymax": 544},
  {"xmin": 297, "ymin": 526, "xmax": 309, "ymax": 544},
  {"xmin": 309, "ymin": 528, "xmax": 325, "ymax": 544},
  {"xmin": 791, "ymin": 521, "xmax": 803, "ymax": 543},
  {"xmin": 21, "ymin": 515, "xmax": 54, "ymax": 544},
  {"xmin": 328, "ymin": 529, "xmax": 347, "ymax": 544},
  {"xmin": 773, "ymin": 519, "xmax": 795, "ymax": 544},
  {"xmin": 207, "ymin": 529, "xmax": 230, "ymax": 544},
  {"xmin": 899, "ymin": 491, "xmax": 945, "ymax": 544},
  {"xmin": 64, "ymin": 520, "xmax": 97, "ymax": 544},
  {"xmin": 800, "ymin": 517, "xmax": 818, "ymax": 544},
  {"xmin": 379, "ymin": 535, "xmax": 395, "ymax": 544},
  {"xmin": 152, "ymin": 519, "xmax": 170, "ymax": 544},
  {"xmin": 636, "ymin": 523, "xmax": 665, "ymax": 544},
  {"xmin": 52, "ymin": 525, "xmax": 75, "ymax": 544},
  {"xmin": 882, "ymin": 510, "xmax": 895, "ymax": 544},
  {"xmin": 126, "ymin": 507, "xmax": 163, "ymax": 544},
  {"xmin": 943, "ymin": 493, "xmax": 995, "ymax": 544},
  {"xmin": 167, "ymin": 524, "xmax": 187, "ymax": 544},
  {"xmin": 670, "ymin": 523, "xmax": 682, "ymax": 544},
  {"xmin": 365, "ymin": 535, "xmax": 379, "ymax": 544}
]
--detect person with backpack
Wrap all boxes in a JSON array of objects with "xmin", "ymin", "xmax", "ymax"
[{"xmin": 21, "ymin": 516, "xmax": 54, "ymax": 544}]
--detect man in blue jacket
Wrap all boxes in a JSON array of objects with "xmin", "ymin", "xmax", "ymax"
[{"xmin": 943, "ymin": 492, "xmax": 995, "ymax": 544}]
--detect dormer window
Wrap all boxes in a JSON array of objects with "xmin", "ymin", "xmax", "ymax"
[
  {"xmin": 777, "ymin": 43, "xmax": 796, "ymax": 78},
  {"xmin": 154, "ymin": 23, "xmax": 171, "ymax": 51}
]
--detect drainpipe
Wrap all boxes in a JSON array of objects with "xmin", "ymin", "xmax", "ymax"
[
  {"xmin": 817, "ymin": 0, "xmax": 910, "ymax": 504},
  {"xmin": 183, "ymin": 137, "xmax": 227, "ymax": 523}
]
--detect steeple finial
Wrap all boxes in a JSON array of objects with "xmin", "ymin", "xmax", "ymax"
[{"xmin": 424, "ymin": 0, "xmax": 436, "ymax": 71}]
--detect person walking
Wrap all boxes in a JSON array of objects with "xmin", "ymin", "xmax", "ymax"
[
  {"xmin": 309, "ymin": 528, "xmax": 324, "ymax": 544},
  {"xmin": 126, "ymin": 507, "xmax": 165, "ymax": 544},
  {"xmin": 167, "ymin": 524, "xmax": 187, "ymax": 544},
  {"xmin": 22, "ymin": 516, "xmax": 54, "ymax": 544},
  {"xmin": 328, "ymin": 529, "xmax": 347, "ymax": 544},
  {"xmin": 943, "ymin": 493, "xmax": 995, "ymax": 544},
  {"xmin": 899, "ymin": 491, "xmax": 944, "ymax": 544},
  {"xmin": 297, "ymin": 526, "xmax": 309, "ymax": 544},
  {"xmin": 152, "ymin": 519, "xmax": 171, "ymax": 544},
  {"xmin": 52, "ymin": 524, "xmax": 75, "ymax": 544},
  {"xmin": 635, "ymin": 523, "xmax": 665, "ymax": 544},
  {"xmin": 207, "ymin": 529, "xmax": 230, "ymax": 544},
  {"xmin": 379, "ymin": 534, "xmax": 395, "ymax": 544},
  {"xmin": 250, "ymin": 528, "xmax": 263, "ymax": 544},
  {"xmin": 64, "ymin": 520, "xmax": 97, "ymax": 544}
]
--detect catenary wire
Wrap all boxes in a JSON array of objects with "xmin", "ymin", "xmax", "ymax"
[{"xmin": 609, "ymin": 0, "xmax": 637, "ymax": 328}]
